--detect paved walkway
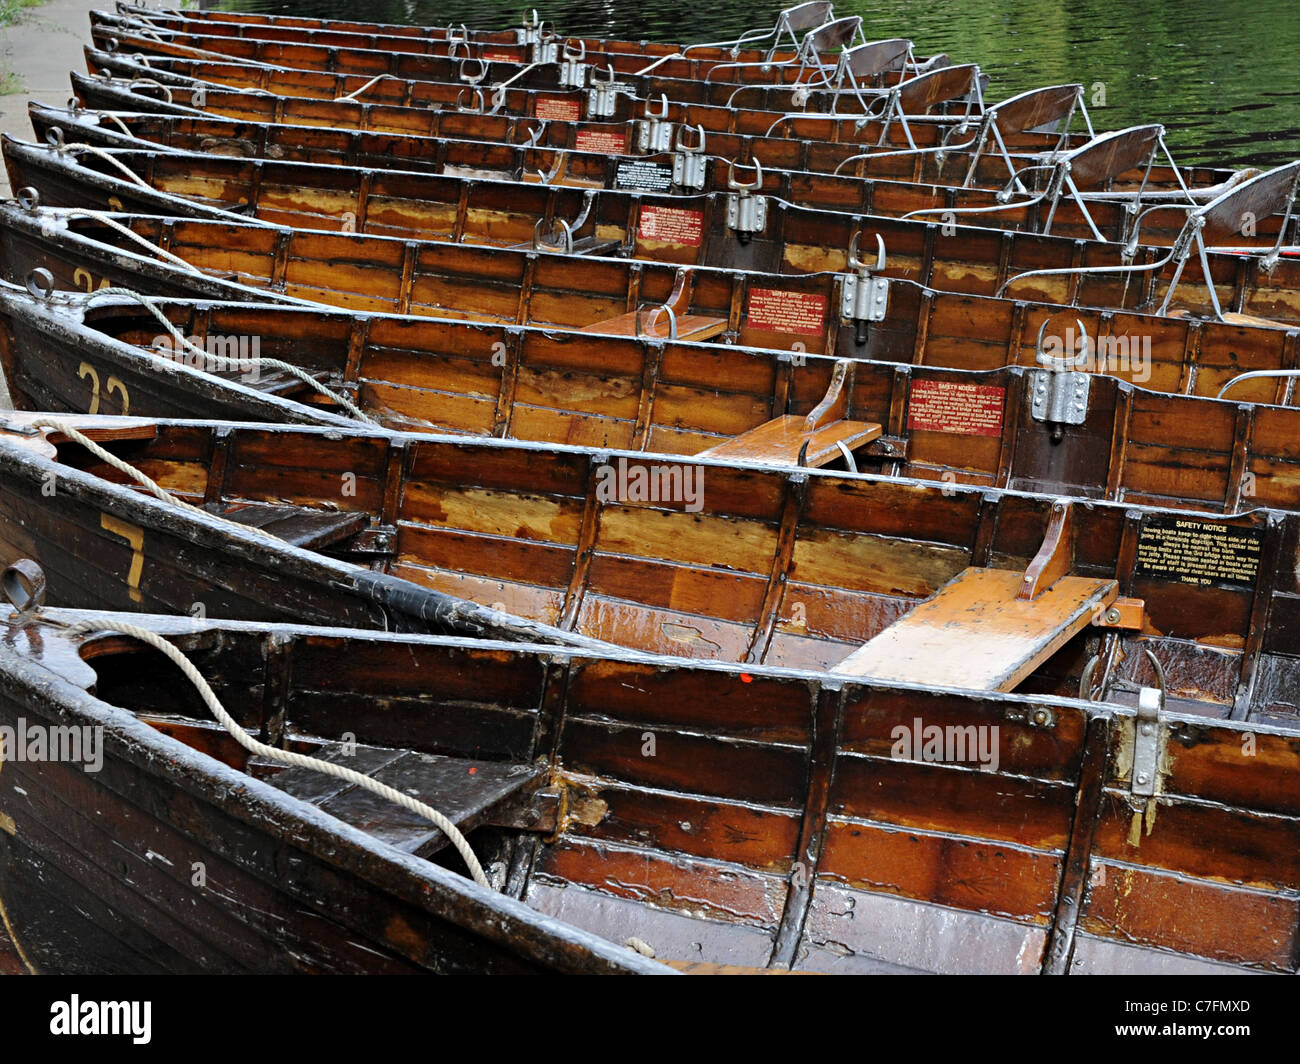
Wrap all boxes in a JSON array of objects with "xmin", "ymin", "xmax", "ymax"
[{"xmin": 1, "ymin": 0, "xmax": 102, "ymax": 197}]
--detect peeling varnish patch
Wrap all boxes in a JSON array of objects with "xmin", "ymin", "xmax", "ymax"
[{"xmin": 661, "ymin": 622, "xmax": 721, "ymax": 654}]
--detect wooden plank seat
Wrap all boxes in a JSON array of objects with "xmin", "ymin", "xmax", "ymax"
[
  {"xmin": 580, "ymin": 265, "xmax": 727, "ymax": 340},
  {"xmin": 700, "ymin": 357, "xmax": 879, "ymax": 467},
  {"xmin": 833, "ymin": 499, "xmax": 1135, "ymax": 692},
  {"xmin": 700, "ymin": 414, "xmax": 881, "ymax": 467},
  {"xmin": 831, "ymin": 567, "xmax": 1117, "ymax": 691},
  {"xmin": 269, "ymin": 741, "xmax": 546, "ymax": 857},
  {"xmin": 579, "ymin": 310, "xmax": 729, "ymax": 340},
  {"xmin": 206, "ymin": 501, "xmax": 368, "ymax": 549}
]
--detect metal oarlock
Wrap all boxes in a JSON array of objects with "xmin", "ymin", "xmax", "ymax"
[
  {"xmin": 636, "ymin": 95, "xmax": 674, "ymax": 154},
  {"xmin": 634, "ymin": 302, "xmax": 678, "ymax": 340},
  {"xmin": 456, "ymin": 58, "xmax": 488, "ymax": 85},
  {"xmin": 558, "ymin": 40, "xmax": 588, "ymax": 89},
  {"xmin": 1029, "ymin": 317, "xmax": 1092, "ymax": 440},
  {"xmin": 586, "ymin": 65, "xmax": 622, "ymax": 119},
  {"xmin": 839, "ymin": 232, "xmax": 889, "ymax": 345},
  {"xmin": 671, "ymin": 126, "xmax": 707, "ymax": 191},
  {"xmin": 516, "ymin": 9, "xmax": 545, "ymax": 47},
  {"xmin": 725, "ymin": 158, "xmax": 767, "ymax": 243}
]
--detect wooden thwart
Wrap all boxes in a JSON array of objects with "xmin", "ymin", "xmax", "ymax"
[
  {"xmin": 701, "ymin": 414, "xmax": 881, "ymax": 467},
  {"xmin": 271, "ymin": 741, "xmax": 546, "ymax": 858},
  {"xmin": 580, "ymin": 267, "xmax": 729, "ymax": 341},
  {"xmin": 831, "ymin": 567, "xmax": 1117, "ymax": 691},
  {"xmin": 700, "ymin": 358, "xmax": 881, "ymax": 467}
]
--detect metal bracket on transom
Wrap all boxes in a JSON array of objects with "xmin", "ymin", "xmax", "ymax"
[
  {"xmin": 558, "ymin": 39, "xmax": 588, "ymax": 88},
  {"xmin": 636, "ymin": 94, "xmax": 674, "ymax": 153},
  {"xmin": 585, "ymin": 64, "xmax": 624, "ymax": 119}
]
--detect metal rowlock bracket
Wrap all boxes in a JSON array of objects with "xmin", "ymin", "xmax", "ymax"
[
  {"xmin": 725, "ymin": 158, "xmax": 767, "ymax": 241},
  {"xmin": 840, "ymin": 231, "xmax": 889, "ymax": 343},
  {"xmin": 636, "ymin": 95, "xmax": 674, "ymax": 153},
  {"xmin": 517, "ymin": 9, "xmax": 544, "ymax": 47},
  {"xmin": 456, "ymin": 58, "xmax": 488, "ymax": 85},
  {"xmin": 558, "ymin": 40, "xmax": 589, "ymax": 89},
  {"xmin": 586, "ymin": 64, "xmax": 622, "ymax": 119},
  {"xmin": 672, "ymin": 125, "xmax": 707, "ymax": 191},
  {"xmin": 1029, "ymin": 317, "xmax": 1092, "ymax": 437}
]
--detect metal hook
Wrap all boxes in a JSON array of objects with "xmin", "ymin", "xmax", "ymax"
[
  {"xmin": 1141, "ymin": 647, "xmax": 1167, "ymax": 712},
  {"xmin": 847, "ymin": 231, "xmax": 886, "ymax": 273},
  {"xmin": 17, "ymin": 186, "xmax": 41, "ymax": 211},
  {"xmin": 531, "ymin": 151, "xmax": 567, "ymax": 185},
  {"xmin": 45, "ymin": 126, "xmax": 65, "ymax": 150},
  {"xmin": 525, "ymin": 122, "xmax": 547, "ymax": 147}
]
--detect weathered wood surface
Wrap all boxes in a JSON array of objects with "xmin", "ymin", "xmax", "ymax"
[
  {"xmin": 1, "ymin": 605, "xmax": 1295, "ymax": 974},
  {"xmin": 832, "ymin": 568, "xmax": 1117, "ymax": 690}
]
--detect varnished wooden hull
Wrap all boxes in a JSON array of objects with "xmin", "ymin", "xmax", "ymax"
[
  {"xmin": 1, "ymin": 604, "xmax": 1296, "ymax": 973},
  {"xmin": 5, "ymin": 205, "xmax": 1299, "ymax": 384},
  {"xmin": 7, "ymin": 137, "xmax": 1300, "ymax": 329},
  {"xmin": 31, "ymin": 104, "xmax": 1248, "ymax": 248},
  {"xmin": 0, "ymin": 413, "xmax": 1294, "ymax": 724},
  {"xmin": 8, "ymin": 282, "xmax": 1300, "ymax": 513}
]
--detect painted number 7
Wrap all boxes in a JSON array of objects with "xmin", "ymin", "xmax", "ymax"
[{"xmin": 101, "ymin": 514, "xmax": 145, "ymax": 603}]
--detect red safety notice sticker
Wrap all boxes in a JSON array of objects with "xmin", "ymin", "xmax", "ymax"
[
  {"xmin": 575, "ymin": 128, "xmax": 627, "ymax": 154},
  {"xmin": 639, "ymin": 205, "xmax": 703, "ymax": 247},
  {"xmin": 535, "ymin": 96, "xmax": 582, "ymax": 122},
  {"xmin": 907, "ymin": 380, "xmax": 1005, "ymax": 437},
  {"xmin": 745, "ymin": 289, "xmax": 827, "ymax": 337}
]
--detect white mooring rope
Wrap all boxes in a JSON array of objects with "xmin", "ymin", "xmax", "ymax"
[{"xmin": 58, "ymin": 615, "xmax": 491, "ymax": 888}]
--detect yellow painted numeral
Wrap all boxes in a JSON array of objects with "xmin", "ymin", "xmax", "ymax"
[
  {"xmin": 100, "ymin": 514, "xmax": 145, "ymax": 603},
  {"xmin": 77, "ymin": 362, "xmax": 130, "ymax": 414}
]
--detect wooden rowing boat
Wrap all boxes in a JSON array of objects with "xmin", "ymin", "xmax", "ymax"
[
  {"xmin": 0, "ymin": 412, "xmax": 1292, "ymax": 722},
  {"xmin": 84, "ymin": 35, "xmax": 986, "ymax": 142},
  {"xmin": 6, "ymin": 280, "xmax": 1300, "ymax": 507},
  {"xmin": 32, "ymin": 104, "xmax": 1254, "ymax": 249},
  {"xmin": 2, "ymin": 591, "xmax": 1296, "ymax": 973},
  {"xmin": 110, "ymin": 0, "xmax": 861, "ymax": 73},
  {"xmin": 75, "ymin": 55, "xmax": 1092, "ymax": 184},
  {"xmin": 90, "ymin": 13, "xmax": 944, "ymax": 116},
  {"xmin": 7, "ymin": 203, "xmax": 1300, "ymax": 401},
  {"xmin": 6, "ymin": 146, "xmax": 1299, "ymax": 331}
]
